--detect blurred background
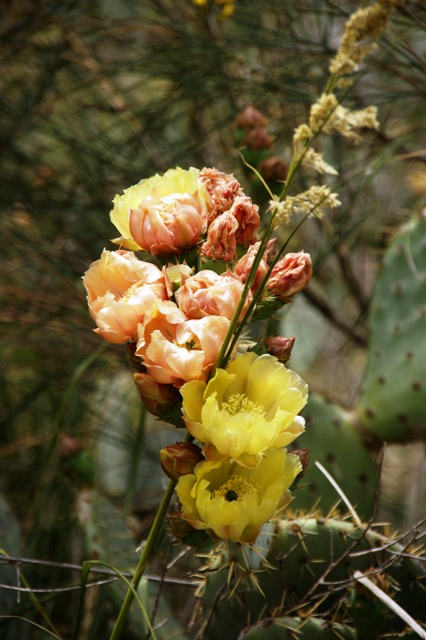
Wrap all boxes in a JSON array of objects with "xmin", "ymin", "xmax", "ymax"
[{"xmin": 1, "ymin": 0, "xmax": 425, "ymax": 637}]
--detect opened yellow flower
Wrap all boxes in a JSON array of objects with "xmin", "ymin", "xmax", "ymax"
[
  {"xmin": 180, "ymin": 352, "xmax": 308, "ymax": 467},
  {"xmin": 176, "ymin": 448, "xmax": 301, "ymax": 543}
]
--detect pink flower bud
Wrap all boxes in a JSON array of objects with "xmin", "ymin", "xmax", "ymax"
[
  {"xmin": 263, "ymin": 336, "xmax": 295, "ymax": 363},
  {"xmin": 267, "ymin": 251, "xmax": 313, "ymax": 302},
  {"xmin": 160, "ymin": 442, "xmax": 204, "ymax": 481},
  {"xmin": 234, "ymin": 106, "xmax": 269, "ymax": 129},
  {"xmin": 291, "ymin": 448, "xmax": 310, "ymax": 478},
  {"xmin": 259, "ymin": 157, "xmax": 288, "ymax": 182},
  {"xmin": 243, "ymin": 128, "xmax": 273, "ymax": 150}
]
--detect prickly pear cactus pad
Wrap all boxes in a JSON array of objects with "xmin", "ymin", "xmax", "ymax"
[
  {"xmin": 292, "ymin": 394, "xmax": 378, "ymax": 519},
  {"xmin": 358, "ymin": 214, "xmax": 426, "ymax": 442},
  {"xmin": 199, "ymin": 517, "xmax": 426, "ymax": 640}
]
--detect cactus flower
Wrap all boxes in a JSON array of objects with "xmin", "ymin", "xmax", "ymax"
[
  {"xmin": 176, "ymin": 269, "xmax": 250, "ymax": 322},
  {"xmin": 110, "ymin": 167, "xmax": 209, "ymax": 255},
  {"xmin": 82, "ymin": 249, "xmax": 166, "ymax": 343},
  {"xmin": 180, "ymin": 352, "xmax": 308, "ymax": 468},
  {"xmin": 135, "ymin": 300, "xmax": 230, "ymax": 387},
  {"xmin": 199, "ymin": 167, "xmax": 242, "ymax": 223},
  {"xmin": 176, "ymin": 448, "xmax": 302, "ymax": 542},
  {"xmin": 200, "ymin": 211, "xmax": 239, "ymax": 262}
]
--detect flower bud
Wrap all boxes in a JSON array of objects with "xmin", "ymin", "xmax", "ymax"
[
  {"xmin": 133, "ymin": 371, "xmax": 181, "ymax": 417},
  {"xmin": 160, "ymin": 442, "xmax": 204, "ymax": 481},
  {"xmin": 234, "ymin": 242, "xmax": 268, "ymax": 293},
  {"xmin": 267, "ymin": 251, "xmax": 313, "ymax": 302},
  {"xmin": 262, "ymin": 336, "xmax": 295, "ymax": 363},
  {"xmin": 291, "ymin": 448, "xmax": 310, "ymax": 479},
  {"xmin": 163, "ymin": 263, "xmax": 193, "ymax": 296},
  {"xmin": 234, "ymin": 106, "xmax": 269, "ymax": 129},
  {"xmin": 259, "ymin": 157, "xmax": 288, "ymax": 182},
  {"xmin": 243, "ymin": 128, "xmax": 273, "ymax": 150}
]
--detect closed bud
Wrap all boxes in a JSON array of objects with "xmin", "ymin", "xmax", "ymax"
[
  {"xmin": 133, "ymin": 371, "xmax": 181, "ymax": 417},
  {"xmin": 234, "ymin": 106, "xmax": 269, "ymax": 130},
  {"xmin": 259, "ymin": 157, "xmax": 288, "ymax": 182},
  {"xmin": 291, "ymin": 448, "xmax": 310, "ymax": 478},
  {"xmin": 267, "ymin": 251, "xmax": 312, "ymax": 302},
  {"xmin": 263, "ymin": 336, "xmax": 295, "ymax": 363},
  {"xmin": 160, "ymin": 442, "xmax": 204, "ymax": 481},
  {"xmin": 243, "ymin": 128, "xmax": 273, "ymax": 150}
]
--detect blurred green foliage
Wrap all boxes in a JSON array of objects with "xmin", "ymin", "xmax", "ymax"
[{"xmin": 1, "ymin": 0, "xmax": 425, "ymax": 637}]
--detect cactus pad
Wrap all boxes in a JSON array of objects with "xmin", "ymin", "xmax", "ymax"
[
  {"xmin": 357, "ymin": 215, "xmax": 426, "ymax": 442},
  {"xmin": 292, "ymin": 394, "xmax": 378, "ymax": 519}
]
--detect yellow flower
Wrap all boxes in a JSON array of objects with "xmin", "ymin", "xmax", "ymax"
[
  {"xmin": 180, "ymin": 352, "xmax": 308, "ymax": 468},
  {"xmin": 110, "ymin": 167, "xmax": 209, "ymax": 254},
  {"xmin": 176, "ymin": 448, "xmax": 301, "ymax": 543}
]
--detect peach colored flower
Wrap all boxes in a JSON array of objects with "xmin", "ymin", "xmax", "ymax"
[
  {"xmin": 176, "ymin": 269, "xmax": 250, "ymax": 322},
  {"xmin": 267, "ymin": 251, "xmax": 313, "ymax": 302},
  {"xmin": 200, "ymin": 211, "xmax": 239, "ymax": 262},
  {"xmin": 135, "ymin": 300, "xmax": 230, "ymax": 386},
  {"xmin": 110, "ymin": 167, "xmax": 209, "ymax": 256},
  {"xmin": 229, "ymin": 195, "xmax": 260, "ymax": 246},
  {"xmin": 199, "ymin": 167, "xmax": 243, "ymax": 223},
  {"xmin": 82, "ymin": 249, "xmax": 167, "ymax": 344}
]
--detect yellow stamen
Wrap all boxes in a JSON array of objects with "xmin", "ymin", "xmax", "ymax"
[
  {"xmin": 212, "ymin": 474, "xmax": 259, "ymax": 502},
  {"xmin": 221, "ymin": 393, "xmax": 265, "ymax": 416},
  {"xmin": 119, "ymin": 281, "xmax": 143, "ymax": 302}
]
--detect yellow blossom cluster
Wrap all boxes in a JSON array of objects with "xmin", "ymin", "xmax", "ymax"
[{"xmin": 176, "ymin": 352, "xmax": 307, "ymax": 542}]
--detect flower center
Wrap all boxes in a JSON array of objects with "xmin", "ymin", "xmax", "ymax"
[
  {"xmin": 212, "ymin": 474, "xmax": 259, "ymax": 502},
  {"xmin": 221, "ymin": 393, "xmax": 265, "ymax": 416},
  {"xmin": 119, "ymin": 281, "xmax": 143, "ymax": 302}
]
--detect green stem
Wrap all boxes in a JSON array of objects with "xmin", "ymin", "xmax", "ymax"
[
  {"xmin": 108, "ymin": 477, "xmax": 177, "ymax": 640},
  {"xmin": 124, "ymin": 403, "xmax": 146, "ymax": 517},
  {"xmin": 214, "ymin": 212, "xmax": 276, "ymax": 371}
]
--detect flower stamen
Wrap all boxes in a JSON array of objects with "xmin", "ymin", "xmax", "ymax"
[
  {"xmin": 212, "ymin": 474, "xmax": 259, "ymax": 502},
  {"xmin": 221, "ymin": 393, "xmax": 265, "ymax": 416}
]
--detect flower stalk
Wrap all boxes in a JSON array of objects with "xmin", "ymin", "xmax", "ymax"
[{"xmin": 108, "ymin": 475, "xmax": 177, "ymax": 640}]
